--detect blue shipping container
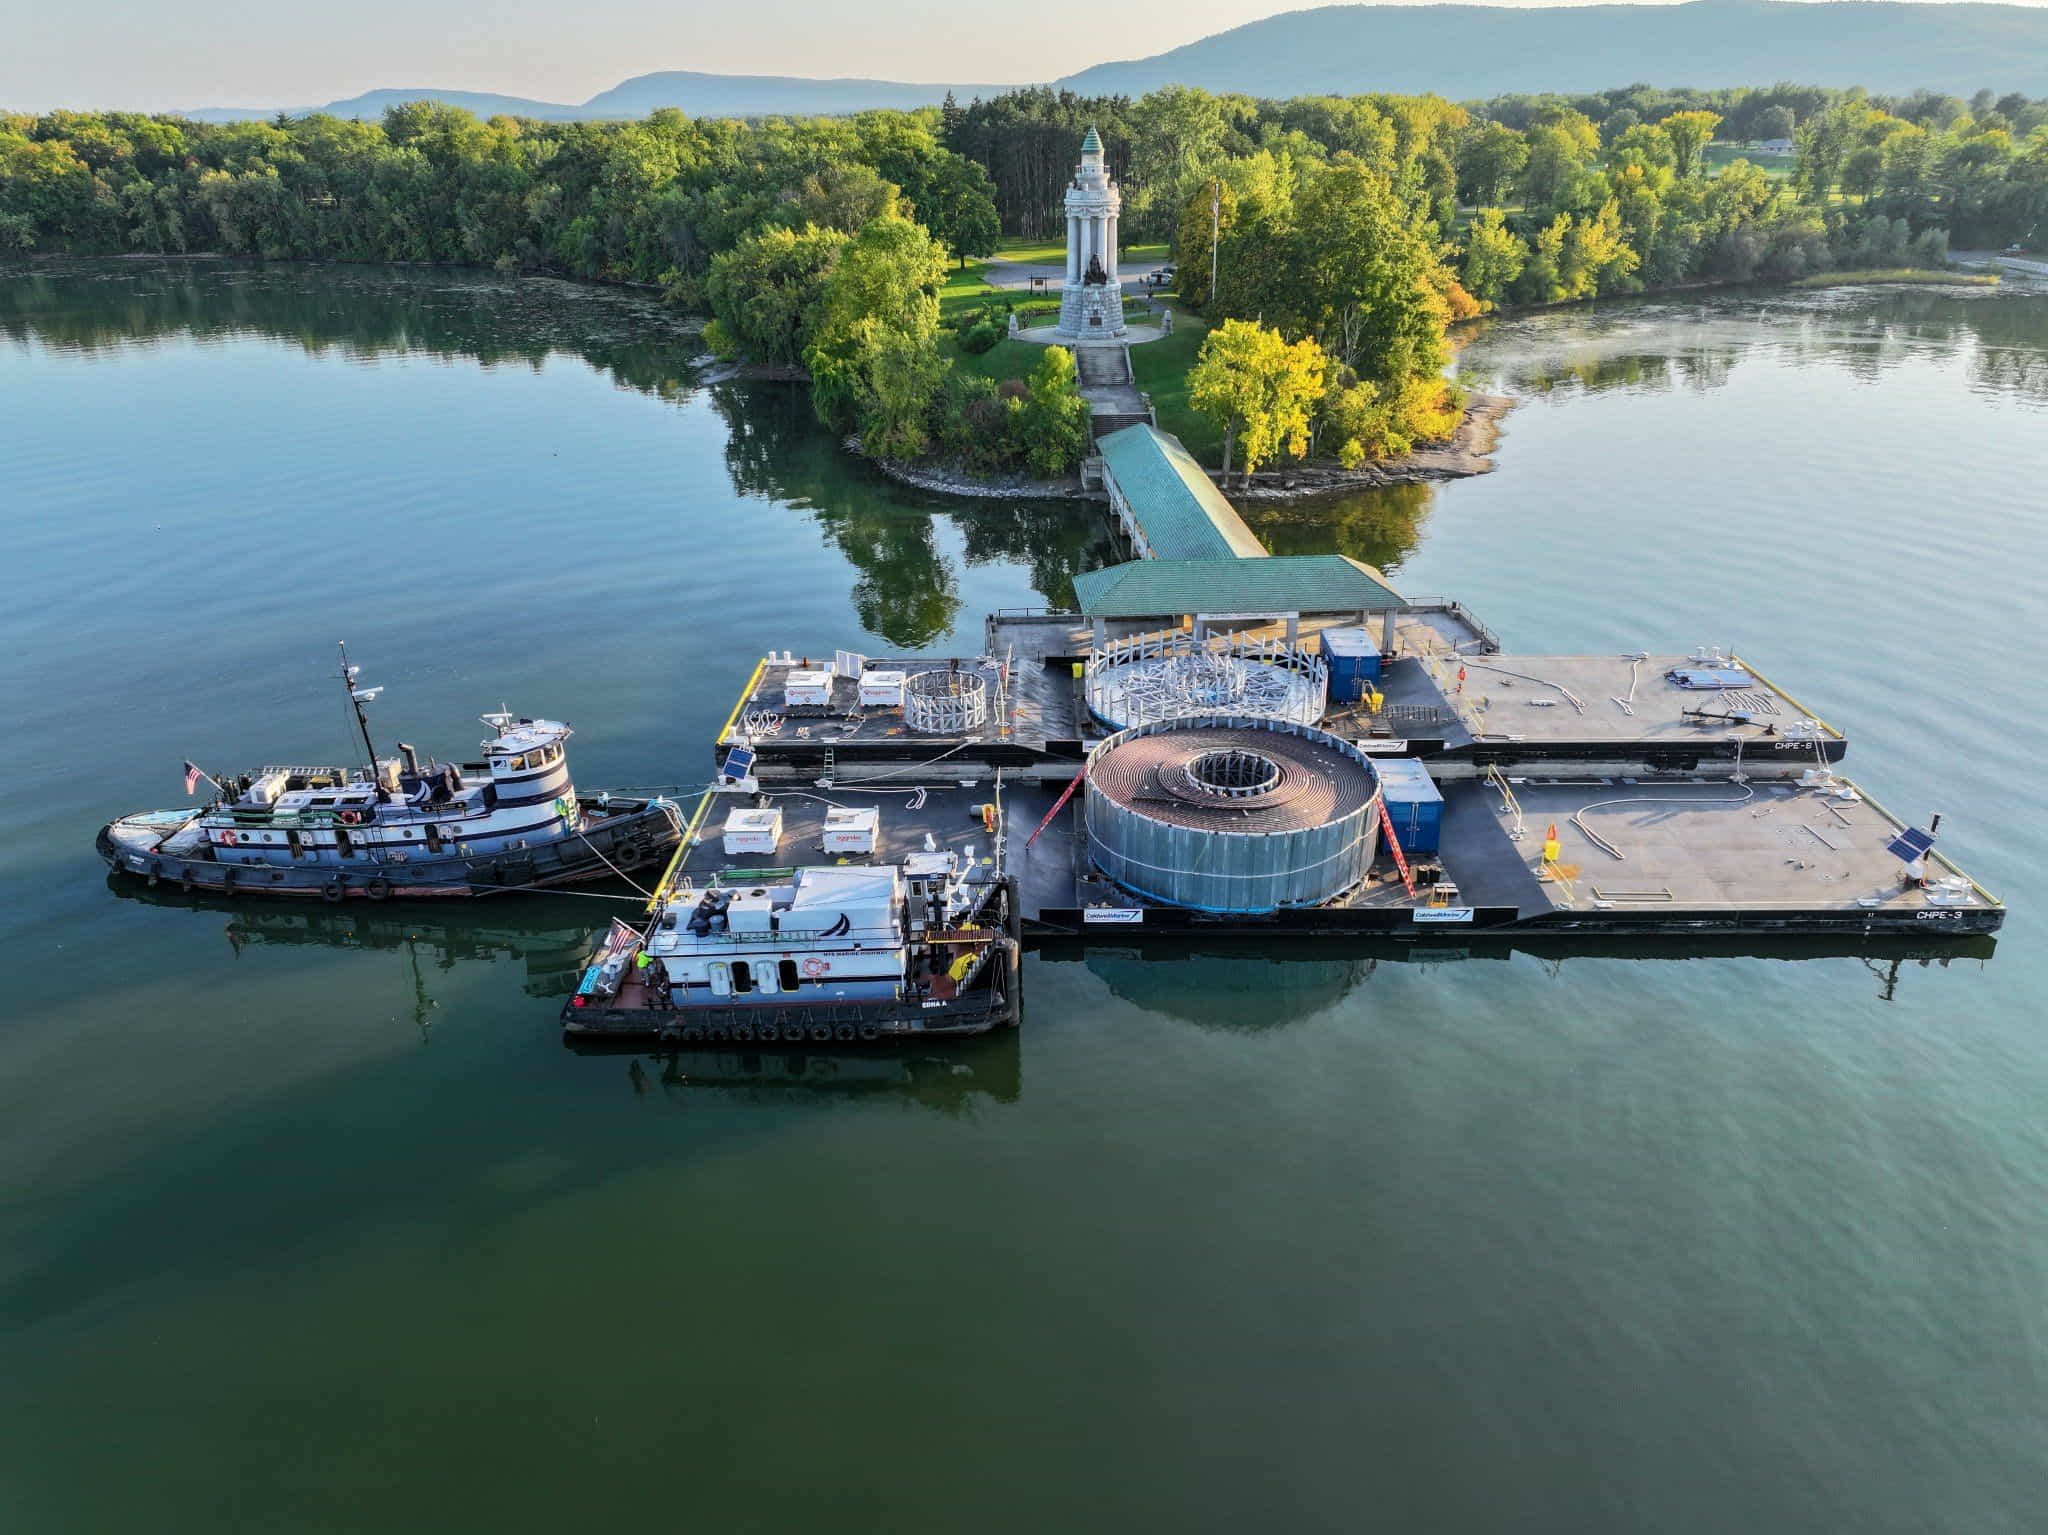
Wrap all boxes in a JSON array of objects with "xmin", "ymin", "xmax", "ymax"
[
  {"xmin": 1374, "ymin": 757, "xmax": 1443, "ymax": 856},
  {"xmin": 1319, "ymin": 626, "xmax": 1383, "ymax": 702}
]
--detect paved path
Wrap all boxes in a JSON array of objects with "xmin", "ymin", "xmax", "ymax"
[
  {"xmin": 1016, "ymin": 321, "xmax": 1166, "ymax": 346},
  {"xmin": 1952, "ymin": 250, "xmax": 2048, "ymax": 278},
  {"xmin": 980, "ymin": 257, "xmax": 1172, "ymax": 299}
]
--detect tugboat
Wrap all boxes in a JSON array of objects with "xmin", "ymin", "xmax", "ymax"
[
  {"xmin": 97, "ymin": 646, "xmax": 683, "ymax": 901},
  {"xmin": 562, "ymin": 851, "xmax": 1021, "ymax": 1044}
]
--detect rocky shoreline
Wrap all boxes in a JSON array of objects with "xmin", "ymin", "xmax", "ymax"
[
  {"xmin": 855, "ymin": 391, "xmax": 1515, "ymax": 504},
  {"xmin": 851, "ymin": 440, "xmax": 1097, "ymax": 499},
  {"xmin": 693, "ymin": 354, "xmax": 805, "ymax": 384},
  {"xmin": 1225, "ymin": 392, "xmax": 1513, "ymax": 501}
]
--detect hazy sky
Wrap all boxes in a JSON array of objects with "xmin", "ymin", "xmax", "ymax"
[{"xmin": 3, "ymin": 0, "xmax": 2043, "ymax": 113}]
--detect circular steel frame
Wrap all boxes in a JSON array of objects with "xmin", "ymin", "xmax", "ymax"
[
  {"xmin": 1084, "ymin": 629, "xmax": 1327, "ymax": 731},
  {"xmin": 902, "ymin": 668, "xmax": 989, "ymax": 734}
]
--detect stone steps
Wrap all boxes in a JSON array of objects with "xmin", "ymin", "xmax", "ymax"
[{"xmin": 1074, "ymin": 345, "xmax": 1131, "ymax": 388}]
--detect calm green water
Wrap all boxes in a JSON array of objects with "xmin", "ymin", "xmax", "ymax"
[{"xmin": 4, "ymin": 262, "xmax": 2045, "ymax": 1533}]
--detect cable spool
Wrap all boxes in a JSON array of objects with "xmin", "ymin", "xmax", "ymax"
[{"xmin": 1085, "ymin": 715, "xmax": 1383, "ymax": 914}]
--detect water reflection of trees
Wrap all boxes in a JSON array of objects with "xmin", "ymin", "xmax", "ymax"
[
  {"xmin": 959, "ymin": 506, "xmax": 1113, "ymax": 613},
  {"xmin": 2, "ymin": 260, "xmax": 1105, "ymax": 652},
  {"xmin": 1241, "ymin": 481, "xmax": 1434, "ymax": 571},
  {"xmin": 0, "ymin": 258, "xmax": 700, "ymax": 401},
  {"xmin": 711, "ymin": 379, "xmax": 1102, "ymax": 645},
  {"xmin": 1470, "ymin": 288, "xmax": 2048, "ymax": 405}
]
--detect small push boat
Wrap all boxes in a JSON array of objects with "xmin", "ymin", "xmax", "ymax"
[
  {"xmin": 562, "ymin": 853, "xmax": 1021, "ymax": 1044},
  {"xmin": 97, "ymin": 647, "xmax": 682, "ymax": 902}
]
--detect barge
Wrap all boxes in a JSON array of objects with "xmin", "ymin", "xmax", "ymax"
[{"xmin": 558, "ymin": 584, "xmax": 2000, "ymax": 1043}]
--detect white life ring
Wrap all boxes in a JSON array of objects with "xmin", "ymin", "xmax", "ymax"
[{"xmin": 800, "ymin": 956, "xmax": 829, "ymax": 979}]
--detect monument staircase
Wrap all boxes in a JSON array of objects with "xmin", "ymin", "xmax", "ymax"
[{"xmin": 1074, "ymin": 343, "xmax": 1151, "ymax": 441}]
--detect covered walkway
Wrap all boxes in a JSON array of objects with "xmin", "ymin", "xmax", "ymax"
[{"xmin": 1094, "ymin": 423, "xmax": 1267, "ymax": 562}]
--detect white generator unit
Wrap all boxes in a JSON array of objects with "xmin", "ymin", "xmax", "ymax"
[
  {"xmin": 783, "ymin": 669, "xmax": 834, "ymax": 708},
  {"xmin": 823, "ymin": 806, "xmax": 880, "ymax": 854},
  {"xmin": 721, "ymin": 806, "xmax": 783, "ymax": 856},
  {"xmin": 723, "ymin": 887, "xmax": 777, "ymax": 933},
  {"xmin": 858, "ymin": 670, "xmax": 907, "ymax": 709}
]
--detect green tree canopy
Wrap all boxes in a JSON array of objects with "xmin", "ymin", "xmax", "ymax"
[{"xmin": 1187, "ymin": 318, "xmax": 1327, "ymax": 484}]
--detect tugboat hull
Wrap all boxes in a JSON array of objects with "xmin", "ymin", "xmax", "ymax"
[
  {"xmin": 562, "ymin": 937, "xmax": 1024, "ymax": 1044},
  {"xmin": 97, "ymin": 797, "xmax": 682, "ymax": 901}
]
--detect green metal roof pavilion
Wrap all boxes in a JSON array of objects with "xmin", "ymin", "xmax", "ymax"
[
  {"xmin": 1094, "ymin": 423, "xmax": 1268, "ymax": 563},
  {"xmin": 1072, "ymin": 555, "xmax": 1407, "ymax": 618}
]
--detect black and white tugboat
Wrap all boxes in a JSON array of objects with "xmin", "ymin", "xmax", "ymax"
[
  {"xmin": 97, "ymin": 646, "xmax": 683, "ymax": 901},
  {"xmin": 563, "ymin": 843, "xmax": 1021, "ymax": 1044}
]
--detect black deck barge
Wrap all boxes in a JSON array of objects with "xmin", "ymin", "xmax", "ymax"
[{"xmin": 665, "ymin": 600, "xmax": 2001, "ymax": 955}]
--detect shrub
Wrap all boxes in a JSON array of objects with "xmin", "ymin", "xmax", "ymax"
[
  {"xmin": 959, "ymin": 317, "xmax": 1003, "ymax": 354},
  {"xmin": 701, "ymin": 318, "xmax": 739, "ymax": 360}
]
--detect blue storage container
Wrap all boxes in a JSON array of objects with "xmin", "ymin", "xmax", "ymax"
[
  {"xmin": 1374, "ymin": 757, "xmax": 1443, "ymax": 856},
  {"xmin": 1319, "ymin": 626, "xmax": 1383, "ymax": 702}
]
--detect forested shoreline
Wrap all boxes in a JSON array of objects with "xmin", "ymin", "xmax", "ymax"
[{"xmin": 6, "ymin": 80, "xmax": 2041, "ymax": 480}]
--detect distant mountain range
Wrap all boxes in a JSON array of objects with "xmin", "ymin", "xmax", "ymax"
[
  {"xmin": 1062, "ymin": 0, "xmax": 2048, "ymax": 100},
  {"xmin": 186, "ymin": 0, "xmax": 2048, "ymax": 122},
  {"xmin": 187, "ymin": 72, "xmax": 1017, "ymax": 124}
]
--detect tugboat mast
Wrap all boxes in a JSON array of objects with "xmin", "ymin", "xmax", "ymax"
[{"xmin": 337, "ymin": 641, "xmax": 380, "ymax": 771}]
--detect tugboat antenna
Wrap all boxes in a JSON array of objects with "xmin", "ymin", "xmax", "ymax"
[{"xmin": 338, "ymin": 641, "xmax": 380, "ymax": 771}]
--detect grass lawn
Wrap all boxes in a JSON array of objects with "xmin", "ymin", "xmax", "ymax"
[
  {"xmin": 936, "ymin": 291, "xmax": 1216, "ymax": 460},
  {"xmin": 938, "ymin": 261, "xmax": 998, "ymax": 322},
  {"xmin": 938, "ymin": 333, "xmax": 1047, "ymax": 384},
  {"xmin": 1791, "ymin": 267, "xmax": 1999, "ymax": 289},
  {"xmin": 1127, "ymin": 301, "xmax": 1218, "ymax": 463},
  {"xmin": 1703, "ymin": 143, "xmax": 1794, "ymax": 180}
]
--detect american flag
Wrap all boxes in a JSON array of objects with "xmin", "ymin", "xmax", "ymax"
[{"xmin": 182, "ymin": 760, "xmax": 203, "ymax": 795}]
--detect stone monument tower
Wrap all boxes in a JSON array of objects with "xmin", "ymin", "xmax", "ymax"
[{"xmin": 1054, "ymin": 126, "xmax": 1124, "ymax": 342}]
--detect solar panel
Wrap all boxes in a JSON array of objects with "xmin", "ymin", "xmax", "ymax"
[
  {"xmin": 721, "ymin": 746, "xmax": 756, "ymax": 781},
  {"xmin": 1885, "ymin": 826, "xmax": 1936, "ymax": 863}
]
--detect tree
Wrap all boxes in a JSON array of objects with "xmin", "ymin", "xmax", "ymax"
[
  {"xmin": 1128, "ymin": 86, "xmax": 1232, "ymax": 236},
  {"xmin": 1460, "ymin": 208, "xmax": 1526, "ymax": 308},
  {"xmin": 1515, "ymin": 211, "xmax": 1570, "ymax": 304},
  {"xmin": 705, "ymin": 223, "xmax": 847, "ymax": 366},
  {"xmin": 1457, "ymin": 121, "xmax": 1528, "ymax": 207},
  {"xmin": 804, "ymin": 214, "xmax": 948, "ymax": 433},
  {"xmin": 861, "ymin": 326, "xmax": 948, "ymax": 459},
  {"xmin": 1753, "ymin": 105, "xmax": 1796, "ymax": 142},
  {"xmin": 1661, "ymin": 110, "xmax": 1722, "ymax": 178},
  {"xmin": 1558, "ymin": 198, "xmax": 1639, "ymax": 298},
  {"xmin": 1187, "ymin": 319, "xmax": 1326, "ymax": 485},
  {"xmin": 1520, "ymin": 112, "xmax": 1600, "ymax": 209},
  {"xmin": 1291, "ymin": 160, "xmax": 1450, "ymax": 386},
  {"xmin": 1841, "ymin": 144, "xmax": 1887, "ymax": 203},
  {"xmin": 1011, "ymin": 346, "xmax": 1092, "ymax": 475},
  {"xmin": 916, "ymin": 154, "xmax": 1001, "ymax": 267},
  {"xmin": 1606, "ymin": 123, "xmax": 1676, "ymax": 178},
  {"xmin": 788, "ymin": 164, "xmax": 900, "ymax": 234}
]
